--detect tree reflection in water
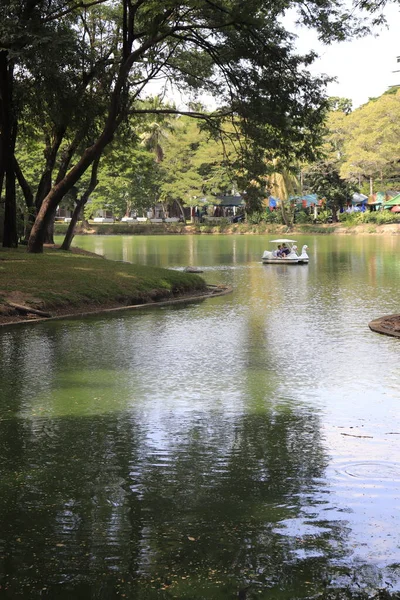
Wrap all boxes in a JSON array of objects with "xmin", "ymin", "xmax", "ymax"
[{"xmin": 0, "ymin": 403, "xmax": 387, "ymax": 599}]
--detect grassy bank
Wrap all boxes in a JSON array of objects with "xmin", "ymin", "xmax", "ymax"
[
  {"xmin": 54, "ymin": 221, "xmax": 400, "ymax": 237},
  {"xmin": 0, "ymin": 246, "xmax": 207, "ymax": 322}
]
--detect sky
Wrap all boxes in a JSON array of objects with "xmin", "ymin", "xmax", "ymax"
[
  {"xmin": 291, "ymin": 3, "xmax": 400, "ymax": 109},
  {"xmin": 157, "ymin": 3, "xmax": 400, "ymax": 111}
]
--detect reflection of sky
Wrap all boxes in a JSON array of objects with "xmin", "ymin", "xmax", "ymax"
[{"xmin": 5, "ymin": 234, "xmax": 400, "ymax": 590}]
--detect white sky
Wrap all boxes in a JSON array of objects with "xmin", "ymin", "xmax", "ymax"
[{"xmin": 291, "ymin": 3, "xmax": 400, "ymax": 108}]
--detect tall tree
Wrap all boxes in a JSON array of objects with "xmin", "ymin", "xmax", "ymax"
[
  {"xmin": 158, "ymin": 115, "xmax": 237, "ymax": 212},
  {"xmin": 303, "ymin": 160, "xmax": 356, "ymax": 220},
  {"xmin": 339, "ymin": 89, "xmax": 400, "ymax": 192},
  {"xmin": 140, "ymin": 96, "xmax": 177, "ymax": 164},
  {"xmin": 265, "ymin": 160, "xmax": 301, "ymax": 227},
  {"xmin": 86, "ymin": 143, "xmax": 160, "ymax": 219},
  {"xmin": 1, "ymin": 0, "xmax": 381, "ymax": 251}
]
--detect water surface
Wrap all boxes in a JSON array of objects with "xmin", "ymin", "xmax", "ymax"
[{"xmin": 1, "ymin": 234, "xmax": 400, "ymax": 598}]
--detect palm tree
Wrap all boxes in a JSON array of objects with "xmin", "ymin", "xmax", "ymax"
[
  {"xmin": 140, "ymin": 96, "xmax": 177, "ymax": 163},
  {"xmin": 265, "ymin": 161, "xmax": 301, "ymax": 227},
  {"xmin": 140, "ymin": 97, "xmax": 188, "ymax": 220}
]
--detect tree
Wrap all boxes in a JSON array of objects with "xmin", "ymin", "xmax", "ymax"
[
  {"xmin": 140, "ymin": 96, "xmax": 178, "ymax": 164},
  {"xmin": 2, "ymin": 0, "xmax": 120, "ymax": 247},
  {"xmin": 86, "ymin": 144, "xmax": 161, "ymax": 220},
  {"xmin": 264, "ymin": 160, "xmax": 301, "ymax": 227},
  {"xmin": 2, "ymin": 0, "xmax": 380, "ymax": 252},
  {"xmin": 303, "ymin": 160, "xmax": 356, "ymax": 221},
  {"xmin": 339, "ymin": 89, "xmax": 400, "ymax": 193},
  {"xmin": 328, "ymin": 97, "xmax": 353, "ymax": 115},
  {"xmin": 158, "ymin": 115, "xmax": 238, "ymax": 214}
]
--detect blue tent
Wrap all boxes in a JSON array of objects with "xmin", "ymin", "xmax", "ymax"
[
  {"xmin": 268, "ymin": 196, "xmax": 278, "ymax": 208},
  {"xmin": 352, "ymin": 193, "xmax": 368, "ymax": 205}
]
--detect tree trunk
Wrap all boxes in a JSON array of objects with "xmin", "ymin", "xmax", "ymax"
[
  {"xmin": 280, "ymin": 199, "xmax": 293, "ymax": 228},
  {"xmin": 161, "ymin": 201, "xmax": 168, "ymax": 218},
  {"xmin": 60, "ymin": 201, "xmax": 83, "ymax": 251},
  {"xmin": 35, "ymin": 129, "xmax": 66, "ymax": 210},
  {"xmin": 176, "ymin": 199, "xmax": 186, "ymax": 223},
  {"xmin": 55, "ymin": 137, "xmax": 80, "ymax": 184},
  {"xmin": 0, "ymin": 51, "xmax": 18, "ymax": 248},
  {"xmin": 28, "ymin": 143, "xmax": 102, "ymax": 252},
  {"xmin": 44, "ymin": 208, "xmax": 57, "ymax": 245},
  {"xmin": 0, "ymin": 118, "xmax": 4, "ymax": 203},
  {"xmin": 331, "ymin": 201, "xmax": 338, "ymax": 222},
  {"xmin": 34, "ymin": 129, "xmax": 66, "ymax": 245},
  {"xmin": 27, "ymin": 5, "xmax": 159, "ymax": 253},
  {"xmin": 60, "ymin": 157, "xmax": 100, "ymax": 251},
  {"xmin": 13, "ymin": 157, "xmax": 35, "ymax": 240}
]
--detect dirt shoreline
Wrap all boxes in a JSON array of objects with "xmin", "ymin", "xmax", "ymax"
[
  {"xmin": 55, "ymin": 222, "xmax": 400, "ymax": 236},
  {"xmin": 0, "ymin": 284, "xmax": 232, "ymax": 328}
]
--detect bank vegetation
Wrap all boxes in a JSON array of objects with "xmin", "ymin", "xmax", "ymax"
[{"xmin": 0, "ymin": 247, "xmax": 207, "ymax": 324}]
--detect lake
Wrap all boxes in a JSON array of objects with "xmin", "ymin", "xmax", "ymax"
[{"xmin": 1, "ymin": 233, "xmax": 400, "ymax": 599}]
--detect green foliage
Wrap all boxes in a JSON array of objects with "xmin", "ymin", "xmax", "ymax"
[
  {"xmin": 4, "ymin": 0, "xmax": 389, "ymax": 251},
  {"xmin": 154, "ymin": 116, "xmax": 241, "ymax": 211},
  {"xmin": 265, "ymin": 210, "xmax": 283, "ymax": 224},
  {"xmin": 86, "ymin": 143, "xmax": 160, "ymax": 219},
  {"xmin": 295, "ymin": 210, "xmax": 313, "ymax": 224},
  {"xmin": 328, "ymin": 97, "xmax": 353, "ymax": 114},
  {"xmin": 246, "ymin": 211, "xmax": 265, "ymax": 224},
  {"xmin": 303, "ymin": 160, "xmax": 356, "ymax": 214},
  {"xmin": 339, "ymin": 90, "xmax": 400, "ymax": 185},
  {"xmin": 338, "ymin": 210, "xmax": 400, "ymax": 225},
  {"xmin": 246, "ymin": 210, "xmax": 281, "ymax": 224}
]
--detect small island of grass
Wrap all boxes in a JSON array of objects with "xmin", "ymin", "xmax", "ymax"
[{"xmin": 0, "ymin": 247, "xmax": 211, "ymax": 325}]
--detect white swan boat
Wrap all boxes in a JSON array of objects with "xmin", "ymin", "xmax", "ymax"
[{"xmin": 262, "ymin": 239, "xmax": 309, "ymax": 264}]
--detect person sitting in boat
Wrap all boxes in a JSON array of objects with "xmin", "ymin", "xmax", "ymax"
[
  {"xmin": 274, "ymin": 244, "xmax": 282, "ymax": 258},
  {"xmin": 281, "ymin": 243, "xmax": 290, "ymax": 256}
]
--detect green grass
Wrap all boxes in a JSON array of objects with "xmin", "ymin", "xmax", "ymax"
[
  {"xmin": 54, "ymin": 222, "xmax": 187, "ymax": 235},
  {"xmin": 0, "ymin": 247, "xmax": 207, "ymax": 311}
]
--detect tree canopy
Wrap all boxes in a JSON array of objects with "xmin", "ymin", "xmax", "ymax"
[{"xmin": 0, "ymin": 0, "xmax": 387, "ymax": 250}]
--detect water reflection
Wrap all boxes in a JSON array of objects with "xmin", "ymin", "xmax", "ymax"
[
  {"xmin": 1, "ymin": 234, "xmax": 400, "ymax": 598},
  {"xmin": 0, "ymin": 405, "xmax": 333, "ymax": 598}
]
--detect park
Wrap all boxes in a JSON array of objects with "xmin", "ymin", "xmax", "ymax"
[{"xmin": 1, "ymin": 1, "xmax": 400, "ymax": 599}]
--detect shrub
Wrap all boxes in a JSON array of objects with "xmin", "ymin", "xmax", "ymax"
[
  {"xmin": 374, "ymin": 210, "xmax": 400, "ymax": 224},
  {"xmin": 339, "ymin": 210, "xmax": 400, "ymax": 226},
  {"xmin": 247, "ymin": 211, "xmax": 265, "ymax": 224},
  {"xmin": 295, "ymin": 210, "xmax": 312, "ymax": 224},
  {"xmin": 338, "ymin": 212, "xmax": 361, "ymax": 225}
]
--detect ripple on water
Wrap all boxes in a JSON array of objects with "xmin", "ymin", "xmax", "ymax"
[{"xmin": 335, "ymin": 461, "xmax": 400, "ymax": 482}]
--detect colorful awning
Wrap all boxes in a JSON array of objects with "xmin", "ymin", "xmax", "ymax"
[{"xmin": 383, "ymin": 193, "xmax": 400, "ymax": 207}]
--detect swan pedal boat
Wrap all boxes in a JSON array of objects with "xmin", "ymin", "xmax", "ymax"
[{"xmin": 262, "ymin": 239, "xmax": 309, "ymax": 264}]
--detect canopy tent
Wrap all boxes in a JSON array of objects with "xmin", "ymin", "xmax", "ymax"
[
  {"xmin": 352, "ymin": 193, "xmax": 368, "ymax": 205},
  {"xmin": 193, "ymin": 195, "xmax": 245, "ymax": 207},
  {"xmin": 383, "ymin": 193, "xmax": 400, "ymax": 208},
  {"xmin": 367, "ymin": 192, "xmax": 385, "ymax": 206},
  {"xmin": 215, "ymin": 195, "xmax": 245, "ymax": 207},
  {"xmin": 289, "ymin": 193, "xmax": 319, "ymax": 207}
]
